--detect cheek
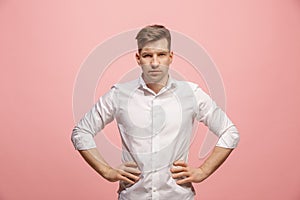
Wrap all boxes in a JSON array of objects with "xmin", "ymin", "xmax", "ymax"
[
  {"xmin": 163, "ymin": 57, "xmax": 172, "ymax": 63},
  {"xmin": 141, "ymin": 65, "xmax": 149, "ymax": 72},
  {"xmin": 140, "ymin": 59, "xmax": 149, "ymax": 65},
  {"xmin": 161, "ymin": 65, "xmax": 169, "ymax": 72}
]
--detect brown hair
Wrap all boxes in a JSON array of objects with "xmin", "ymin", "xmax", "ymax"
[{"xmin": 135, "ymin": 24, "xmax": 171, "ymax": 52}]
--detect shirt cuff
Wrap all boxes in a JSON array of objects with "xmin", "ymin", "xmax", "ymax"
[
  {"xmin": 215, "ymin": 126, "xmax": 240, "ymax": 148},
  {"xmin": 71, "ymin": 132, "xmax": 97, "ymax": 150}
]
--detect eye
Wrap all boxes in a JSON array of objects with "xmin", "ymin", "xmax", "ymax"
[
  {"xmin": 142, "ymin": 54, "xmax": 152, "ymax": 58},
  {"xmin": 158, "ymin": 53, "xmax": 166, "ymax": 56}
]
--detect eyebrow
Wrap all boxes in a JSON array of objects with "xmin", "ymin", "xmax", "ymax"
[{"xmin": 141, "ymin": 50, "xmax": 169, "ymax": 55}]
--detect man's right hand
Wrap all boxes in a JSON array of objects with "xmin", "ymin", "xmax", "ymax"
[
  {"xmin": 78, "ymin": 149, "xmax": 141, "ymax": 184},
  {"xmin": 102, "ymin": 161, "xmax": 141, "ymax": 184}
]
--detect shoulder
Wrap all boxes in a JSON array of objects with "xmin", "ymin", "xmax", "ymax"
[
  {"xmin": 174, "ymin": 80, "xmax": 202, "ymax": 92},
  {"xmin": 174, "ymin": 80, "xmax": 211, "ymax": 103},
  {"xmin": 111, "ymin": 78, "xmax": 139, "ymax": 91}
]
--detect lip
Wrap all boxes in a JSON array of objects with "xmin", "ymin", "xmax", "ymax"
[{"xmin": 149, "ymin": 70, "xmax": 162, "ymax": 73}]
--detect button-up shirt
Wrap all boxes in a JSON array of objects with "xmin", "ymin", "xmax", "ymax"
[{"xmin": 71, "ymin": 75, "xmax": 240, "ymax": 200}]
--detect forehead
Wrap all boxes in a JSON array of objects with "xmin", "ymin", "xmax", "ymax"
[{"xmin": 140, "ymin": 38, "xmax": 169, "ymax": 53}]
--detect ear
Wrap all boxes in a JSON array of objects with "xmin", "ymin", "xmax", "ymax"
[
  {"xmin": 169, "ymin": 51, "xmax": 174, "ymax": 64},
  {"xmin": 135, "ymin": 52, "xmax": 141, "ymax": 65}
]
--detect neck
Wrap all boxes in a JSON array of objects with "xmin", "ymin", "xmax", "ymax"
[
  {"xmin": 143, "ymin": 74, "xmax": 169, "ymax": 94},
  {"xmin": 146, "ymin": 83, "xmax": 164, "ymax": 94}
]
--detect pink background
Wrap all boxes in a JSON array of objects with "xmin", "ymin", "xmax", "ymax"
[{"xmin": 1, "ymin": 0, "xmax": 300, "ymax": 199}]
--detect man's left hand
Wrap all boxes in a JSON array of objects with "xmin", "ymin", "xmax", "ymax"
[{"xmin": 170, "ymin": 160, "xmax": 209, "ymax": 185}]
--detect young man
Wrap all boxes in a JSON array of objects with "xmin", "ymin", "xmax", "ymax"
[{"xmin": 71, "ymin": 25, "xmax": 240, "ymax": 200}]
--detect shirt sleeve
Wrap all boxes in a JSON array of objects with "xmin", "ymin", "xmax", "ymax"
[
  {"xmin": 194, "ymin": 85, "xmax": 240, "ymax": 148},
  {"xmin": 71, "ymin": 86, "xmax": 117, "ymax": 150}
]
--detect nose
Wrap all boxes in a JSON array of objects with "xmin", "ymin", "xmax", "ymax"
[{"xmin": 151, "ymin": 55, "xmax": 159, "ymax": 68}]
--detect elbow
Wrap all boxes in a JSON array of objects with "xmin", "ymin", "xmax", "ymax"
[
  {"xmin": 217, "ymin": 126, "xmax": 240, "ymax": 149},
  {"xmin": 70, "ymin": 126, "xmax": 97, "ymax": 150},
  {"xmin": 71, "ymin": 127, "xmax": 80, "ymax": 150}
]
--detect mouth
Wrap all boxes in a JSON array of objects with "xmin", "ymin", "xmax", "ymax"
[{"xmin": 149, "ymin": 70, "xmax": 162, "ymax": 73}]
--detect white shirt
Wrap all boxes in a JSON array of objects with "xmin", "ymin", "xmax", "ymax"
[{"xmin": 71, "ymin": 75, "xmax": 240, "ymax": 200}]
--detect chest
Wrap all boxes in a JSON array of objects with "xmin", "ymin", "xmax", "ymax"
[{"xmin": 115, "ymin": 88, "xmax": 196, "ymax": 133}]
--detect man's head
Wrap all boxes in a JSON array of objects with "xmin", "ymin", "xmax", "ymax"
[
  {"xmin": 135, "ymin": 24, "xmax": 171, "ymax": 53},
  {"xmin": 135, "ymin": 25, "xmax": 173, "ymax": 86}
]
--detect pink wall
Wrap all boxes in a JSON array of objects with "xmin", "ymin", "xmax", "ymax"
[{"xmin": 1, "ymin": 0, "xmax": 300, "ymax": 199}]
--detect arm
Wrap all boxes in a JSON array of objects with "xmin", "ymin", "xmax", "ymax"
[
  {"xmin": 71, "ymin": 88, "xmax": 140, "ymax": 184},
  {"xmin": 171, "ymin": 146, "xmax": 233, "ymax": 184},
  {"xmin": 171, "ymin": 84, "xmax": 240, "ymax": 184}
]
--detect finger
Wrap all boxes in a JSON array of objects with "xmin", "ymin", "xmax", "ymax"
[
  {"xmin": 176, "ymin": 177, "xmax": 192, "ymax": 185},
  {"xmin": 124, "ymin": 166, "xmax": 141, "ymax": 174},
  {"xmin": 121, "ymin": 170, "xmax": 140, "ymax": 182},
  {"xmin": 170, "ymin": 166, "xmax": 186, "ymax": 173},
  {"xmin": 124, "ymin": 161, "xmax": 138, "ymax": 168},
  {"xmin": 171, "ymin": 171, "xmax": 189, "ymax": 179},
  {"xmin": 118, "ymin": 174, "xmax": 136, "ymax": 184},
  {"xmin": 173, "ymin": 160, "xmax": 188, "ymax": 167}
]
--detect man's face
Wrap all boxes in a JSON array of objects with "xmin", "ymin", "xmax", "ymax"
[{"xmin": 136, "ymin": 38, "xmax": 173, "ymax": 85}]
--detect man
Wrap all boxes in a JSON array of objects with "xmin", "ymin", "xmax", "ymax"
[{"xmin": 71, "ymin": 24, "xmax": 240, "ymax": 200}]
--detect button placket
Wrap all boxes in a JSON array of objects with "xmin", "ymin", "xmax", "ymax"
[{"xmin": 152, "ymin": 96, "xmax": 162, "ymax": 200}]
